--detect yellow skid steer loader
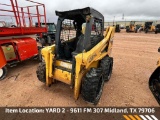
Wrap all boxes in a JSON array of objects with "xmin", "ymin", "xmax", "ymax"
[{"xmin": 36, "ymin": 7, "xmax": 115, "ymax": 105}]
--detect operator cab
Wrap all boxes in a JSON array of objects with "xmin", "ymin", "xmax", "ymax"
[
  {"xmin": 144, "ymin": 22, "xmax": 153, "ymax": 29},
  {"xmin": 55, "ymin": 7, "xmax": 104, "ymax": 61},
  {"xmin": 130, "ymin": 21, "xmax": 135, "ymax": 25}
]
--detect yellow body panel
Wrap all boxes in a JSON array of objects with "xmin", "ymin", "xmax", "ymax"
[
  {"xmin": 150, "ymin": 25, "xmax": 155, "ymax": 31},
  {"xmin": 73, "ymin": 27, "xmax": 114, "ymax": 99},
  {"xmin": 41, "ymin": 45, "xmax": 55, "ymax": 86},
  {"xmin": 130, "ymin": 26, "xmax": 135, "ymax": 31},
  {"xmin": 81, "ymin": 27, "xmax": 114, "ymax": 67},
  {"xmin": 53, "ymin": 68, "xmax": 71, "ymax": 85},
  {"xmin": 41, "ymin": 26, "xmax": 115, "ymax": 99}
]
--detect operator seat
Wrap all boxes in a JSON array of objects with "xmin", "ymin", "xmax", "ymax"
[
  {"xmin": 72, "ymin": 26, "xmax": 85, "ymax": 56},
  {"xmin": 72, "ymin": 25, "xmax": 104, "ymax": 56},
  {"xmin": 74, "ymin": 26, "xmax": 86, "ymax": 53},
  {"xmin": 71, "ymin": 26, "xmax": 86, "ymax": 75}
]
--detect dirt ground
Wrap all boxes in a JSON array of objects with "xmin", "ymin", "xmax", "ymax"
[{"xmin": 0, "ymin": 30, "xmax": 159, "ymax": 107}]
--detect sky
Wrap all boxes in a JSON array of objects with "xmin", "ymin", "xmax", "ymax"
[{"xmin": 1, "ymin": 0, "xmax": 160, "ymax": 23}]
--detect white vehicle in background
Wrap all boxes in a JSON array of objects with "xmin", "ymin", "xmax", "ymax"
[
  {"xmin": 120, "ymin": 24, "xmax": 125, "ymax": 29},
  {"xmin": 0, "ymin": 21, "xmax": 16, "ymax": 27}
]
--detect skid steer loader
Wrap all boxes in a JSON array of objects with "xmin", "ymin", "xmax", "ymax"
[
  {"xmin": 126, "ymin": 21, "xmax": 137, "ymax": 33},
  {"xmin": 115, "ymin": 24, "xmax": 121, "ymax": 32},
  {"xmin": 144, "ymin": 21, "xmax": 156, "ymax": 33},
  {"xmin": 149, "ymin": 47, "xmax": 160, "ymax": 105},
  {"xmin": 36, "ymin": 7, "xmax": 115, "ymax": 105},
  {"xmin": 155, "ymin": 24, "xmax": 160, "ymax": 34}
]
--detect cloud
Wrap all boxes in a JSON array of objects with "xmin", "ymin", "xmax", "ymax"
[
  {"xmin": 37, "ymin": 0, "xmax": 160, "ymax": 22},
  {"xmin": 1, "ymin": 0, "xmax": 160, "ymax": 22}
]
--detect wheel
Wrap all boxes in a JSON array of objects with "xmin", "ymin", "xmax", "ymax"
[
  {"xmin": 145, "ymin": 29, "xmax": 148, "ymax": 33},
  {"xmin": 11, "ymin": 25, "xmax": 16, "ymax": 27},
  {"xmin": 150, "ymin": 78, "xmax": 160, "ymax": 103},
  {"xmin": 150, "ymin": 79, "xmax": 160, "ymax": 93},
  {"xmin": 0, "ymin": 66, "xmax": 7, "ymax": 80},
  {"xmin": 135, "ymin": 29, "xmax": 137, "ymax": 33},
  {"xmin": 81, "ymin": 68, "xmax": 104, "ymax": 105},
  {"xmin": 36, "ymin": 62, "xmax": 46, "ymax": 83},
  {"xmin": 100, "ymin": 56, "xmax": 113, "ymax": 81}
]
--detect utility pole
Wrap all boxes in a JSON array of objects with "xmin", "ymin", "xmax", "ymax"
[
  {"xmin": 113, "ymin": 16, "xmax": 115, "ymax": 26},
  {"xmin": 122, "ymin": 13, "xmax": 124, "ymax": 28}
]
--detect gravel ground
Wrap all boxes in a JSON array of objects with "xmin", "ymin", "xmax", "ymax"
[{"xmin": 0, "ymin": 30, "xmax": 159, "ymax": 107}]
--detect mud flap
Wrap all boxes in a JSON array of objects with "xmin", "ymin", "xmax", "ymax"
[{"xmin": 149, "ymin": 67, "xmax": 160, "ymax": 105}]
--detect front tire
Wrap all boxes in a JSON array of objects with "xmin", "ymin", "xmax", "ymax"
[
  {"xmin": 145, "ymin": 29, "xmax": 148, "ymax": 33},
  {"xmin": 0, "ymin": 66, "xmax": 7, "ymax": 80},
  {"xmin": 36, "ymin": 62, "xmax": 46, "ymax": 83},
  {"xmin": 81, "ymin": 68, "xmax": 104, "ymax": 105}
]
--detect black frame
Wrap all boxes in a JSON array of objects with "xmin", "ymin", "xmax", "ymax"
[{"xmin": 55, "ymin": 7, "xmax": 104, "ymax": 57}]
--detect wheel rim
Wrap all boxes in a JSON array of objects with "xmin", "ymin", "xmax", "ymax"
[{"xmin": 0, "ymin": 68, "xmax": 4, "ymax": 78}]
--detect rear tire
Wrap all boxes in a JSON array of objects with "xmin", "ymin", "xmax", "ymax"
[
  {"xmin": 81, "ymin": 68, "xmax": 104, "ymax": 105},
  {"xmin": 36, "ymin": 62, "xmax": 46, "ymax": 83},
  {"xmin": 100, "ymin": 56, "xmax": 113, "ymax": 81},
  {"xmin": 0, "ymin": 66, "xmax": 7, "ymax": 80}
]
